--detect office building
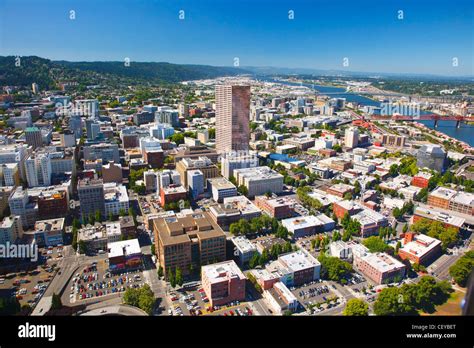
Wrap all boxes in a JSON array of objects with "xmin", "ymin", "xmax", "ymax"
[
  {"xmin": 188, "ymin": 170, "xmax": 204, "ymax": 199},
  {"xmin": 215, "ymin": 84, "xmax": 250, "ymax": 153},
  {"xmin": 427, "ymin": 187, "xmax": 474, "ymax": 216},
  {"xmin": 38, "ymin": 190, "xmax": 68, "ymax": 219},
  {"xmin": 412, "ymin": 207, "xmax": 465, "ymax": 231},
  {"xmin": 344, "ymin": 127, "xmax": 359, "ymax": 149},
  {"xmin": 0, "ymin": 216, "xmax": 23, "ymax": 244},
  {"xmin": 108, "ymin": 239, "xmax": 142, "ymax": 273},
  {"xmin": 78, "ymin": 178, "xmax": 105, "ymax": 220},
  {"xmin": 201, "ymin": 260, "xmax": 247, "ymax": 307},
  {"xmin": 159, "ymin": 185, "xmax": 187, "ymax": 207},
  {"xmin": 381, "ymin": 134, "xmax": 406, "ymax": 148},
  {"xmin": 233, "ymin": 166, "xmax": 284, "ymax": 198},
  {"xmin": 263, "ymin": 281, "xmax": 299, "ymax": 315},
  {"xmin": 153, "ymin": 211, "xmax": 227, "ymax": 277},
  {"xmin": 208, "ymin": 195, "xmax": 261, "ymax": 229},
  {"xmin": 0, "ymin": 163, "xmax": 20, "ymax": 187},
  {"xmin": 25, "ymin": 127, "xmax": 43, "ymax": 149},
  {"xmin": 176, "ymin": 156, "xmax": 219, "ymax": 188},
  {"xmin": 231, "ymin": 236, "xmax": 257, "ymax": 266},
  {"xmin": 353, "ymin": 246, "xmax": 406, "ymax": 285},
  {"xmin": 104, "ymin": 183, "xmax": 129, "ymax": 217},
  {"xmin": 102, "ymin": 161, "xmax": 123, "ymax": 184},
  {"xmin": 255, "ymin": 196, "xmax": 296, "ymax": 219},
  {"xmin": 83, "ymin": 143, "xmax": 120, "ymax": 163},
  {"xmin": 25, "ymin": 152, "xmax": 52, "ymax": 187},
  {"xmin": 207, "ymin": 177, "xmax": 238, "ymax": 202},
  {"xmin": 281, "ymin": 214, "xmax": 335, "ymax": 238},
  {"xmin": 416, "ymin": 144, "xmax": 446, "ymax": 173},
  {"xmin": 220, "ymin": 152, "xmax": 258, "ymax": 179},
  {"xmin": 266, "ymin": 250, "xmax": 321, "ymax": 287},
  {"xmin": 33, "ymin": 218, "xmax": 65, "ymax": 247}
]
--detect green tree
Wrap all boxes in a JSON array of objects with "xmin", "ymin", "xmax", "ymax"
[
  {"xmin": 237, "ymin": 185, "xmax": 248, "ymax": 196},
  {"xmin": 318, "ymin": 255, "xmax": 353, "ymax": 282},
  {"xmin": 157, "ymin": 266, "xmax": 164, "ymax": 278},
  {"xmin": 168, "ymin": 268, "xmax": 176, "ymax": 288},
  {"xmin": 95, "ymin": 210, "xmax": 102, "ymax": 223},
  {"xmin": 175, "ymin": 267, "xmax": 183, "ymax": 287},
  {"xmin": 249, "ymin": 252, "xmax": 260, "ymax": 269},
  {"xmin": 78, "ymin": 240, "xmax": 87, "ymax": 254},
  {"xmin": 363, "ymin": 236, "xmax": 389, "ymax": 253},
  {"xmin": 373, "ymin": 287, "xmax": 416, "ymax": 316},
  {"xmin": 449, "ymin": 251, "xmax": 474, "ymax": 287},
  {"xmin": 343, "ymin": 298, "xmax": 369, "ymax": 316}
]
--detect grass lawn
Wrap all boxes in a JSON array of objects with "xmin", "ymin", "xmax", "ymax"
[{"xmin": 423, "ymin": 289, "xmax": 464, "ymax": 316}]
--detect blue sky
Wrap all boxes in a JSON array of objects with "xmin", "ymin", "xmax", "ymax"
[{"xmin": 0, "ymin": 0, "xmax": 473, "ymax": 76}]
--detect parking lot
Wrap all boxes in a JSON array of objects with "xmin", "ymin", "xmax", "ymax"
[
  {"xmin": 68, "ymin": 259, "xmax": 147, "ymax": 304},
  {"xmin": 290, "ymin": 280, "xmax": 340, "ymax": 314},
  {"xmin": 168, "ymin": 285, "xmax": 209, "ymax": 316},
  {"xmin": 345, "ymin": 273, "xmax": 369, "ymax": 294},
  {"xmin": 0, "ymin": 263, "xmax": 59, "ymax": 308}
]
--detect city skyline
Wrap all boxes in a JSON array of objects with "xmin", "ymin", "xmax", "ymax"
[{"xmin": 1, "ymin": 0, "xmax": 473, "ymax": 76}]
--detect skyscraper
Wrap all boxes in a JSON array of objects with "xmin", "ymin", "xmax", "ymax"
[{"xmin": 215, "ymin": 85, "xmax": 250, "ymax": 153}]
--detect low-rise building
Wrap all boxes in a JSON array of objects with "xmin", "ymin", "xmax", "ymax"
[
  {"xmin": 412, "ymin": 207, "xmax": 465, "ymax": 231},
  {"xmin": 398, "ymin": 232, "xmax": 442, "ymax": 265},
  {"xmin": 255, "ymin": 195, "xmax": 296, "ymax": 219},
  {"xmin": 33, "ymin": 218, "xmax": 65, "ymax": 247},
  {"xmin": 208, "ymin": 195, "xmax": 261, "ymax": 230},
  {"xmin": 263, "ymin": 281, "xmax": 299, "ymax": 315},
  {"xmin": 201, "ymin": 260, "xmax": 247, "ymax": 307},
  {"xmin": 108, "ymin": 239, "xmax": 142, "ymax": 273},
  {"xmin": 353, "ymin": 245, "xmax": 406, "ymax": 284},
  {"xmin": 159, "ymin": 185, "xmax": 188, "ymax": 207},
  {"xmin": 233, "ymin": 166, "xmax": 284, "ymax": 198},
  {"xmin": 231, "ymin": 235, "xmax": 257, "ymax": 266},
  {"xmin": 282, "ymin": 214, "xmax": 335, "ymax": 238},
  {"xmin": 207, "ymin": 177, "xmax": 237, "ymax": 203}
]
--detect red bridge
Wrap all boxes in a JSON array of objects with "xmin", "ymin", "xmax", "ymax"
[{"xmin": 366, "ymin": 114, "xmax": 474, "ymax": 128}]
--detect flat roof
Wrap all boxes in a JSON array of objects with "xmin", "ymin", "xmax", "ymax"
[
  {"xmin": 278, "ymin": 250, "xmax": 320, "ymax": 273},
  {"xmin": 202, "ymin": 260, "xmax": 246, "ymax": 284},
  {"xmin": 401, "ymin": 234, "xmax": 442, "ymax": 258},
  {"xmin": 414, "ymin": 207, "xmax": 465, "ymax": 228},
  {"xmin": 361, "ymin": 252, "xmax": 405, "ymax": 273},
  {"xmin": 108, "ymin": 239, "xmax": 141, "ymax": 258}
]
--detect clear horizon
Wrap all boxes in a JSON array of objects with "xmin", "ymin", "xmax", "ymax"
[{"xmin": 0, "ymin": 0, "xmax": 473, "ymax": 76}]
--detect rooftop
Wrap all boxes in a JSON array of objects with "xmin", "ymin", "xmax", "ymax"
[
  {"xmin": 202, "ymin": 260, "xmax": 246, "ymax": 284},
  {"xmin": 108, "ymin": 239, "xmax": 141, "ymax": 258},
  {"xmin": 278, "ymin": 250, "xmax": 320, "ymax": 273}
]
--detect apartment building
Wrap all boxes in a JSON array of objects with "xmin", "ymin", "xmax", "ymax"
[
  {"xmin": 176, "ymin": 156, "xmax": 219, "ymax": 188},
  {"xmin": 233, "ymin": 166, "xmax": 284, "ymax": 198}
]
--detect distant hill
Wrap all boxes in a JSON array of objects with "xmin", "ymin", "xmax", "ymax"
[{"xmin": 0, "ymin": 56, "xmax": 250, "ymax": 89}]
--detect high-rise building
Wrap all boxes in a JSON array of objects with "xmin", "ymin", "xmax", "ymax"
[
  {"xmin": 25, "ymin": 152, "xmax": 52, "ymax": 187},
  {"xmin": 78, "ymin": 178, "xmax": 105, "ymax": 220},
  {"xmin": 25, "ymin": 127, "xmax": 43, "ymax": 149},
  {"xmin": 344, "ymin": 127, "xmax": 359, "ymax": 149},
  {"xmin": 220, "ymin": 152, "xmax": 258, "ymax": 179},
  {"xmin": 416, "ymin": 144, "xmax": 447, "ymax": 173},
  {"xmin": 176, "ymin": 156, "xmax": 219, "ymax": 188},
  {"xmin": 188, "ymin": 169, "xmax": 204, "ymax": 199},
  {"xmin": 215, "ymin": 84, "xmax": 250, "ymax": 153}
]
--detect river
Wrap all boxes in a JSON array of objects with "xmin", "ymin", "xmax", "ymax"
[{"xmin": 261, "ymin": 77, "xmax": 474, "ymax": 146}]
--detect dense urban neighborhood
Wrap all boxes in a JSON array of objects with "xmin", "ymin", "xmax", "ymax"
[{"xmin": 0, "ymin": 60, "xmax": 472, "ymax": 318}]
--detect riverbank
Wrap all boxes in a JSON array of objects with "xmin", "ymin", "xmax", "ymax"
[{"xmin": 413, "ymin": 122, "xmax": 474, "ymax": 153}]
